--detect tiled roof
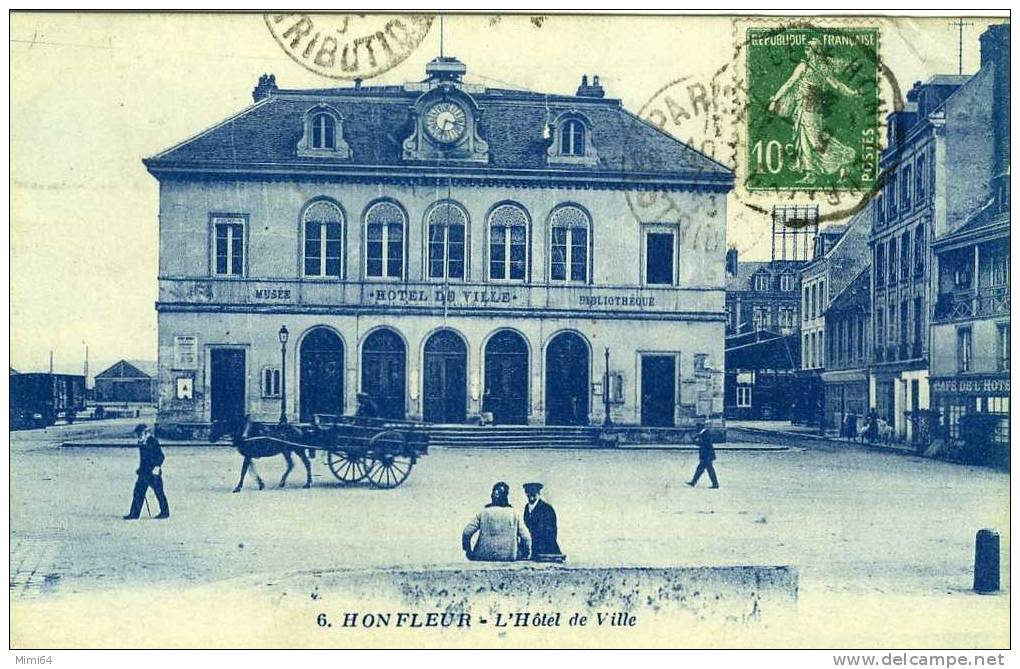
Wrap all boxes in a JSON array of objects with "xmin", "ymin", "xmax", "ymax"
[
  {"xmin": 725, "ymin": 261, "xmax": 769, "ymax": 291},
  {"xmin": 145, "ymin": 81, "xmax": 732, "ymax": 186},
  {"xmin": 96, "ymin": 359, "xmax": 157, "ymax": 380}
]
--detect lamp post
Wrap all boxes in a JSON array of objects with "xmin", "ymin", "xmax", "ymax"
[
  {"xmin": 278, "ymin": 325, "xmax": 289, "ymax": 424},
  {"xmin": 603, "ymin": 346, "xmax": 612, "ymax": 428}
]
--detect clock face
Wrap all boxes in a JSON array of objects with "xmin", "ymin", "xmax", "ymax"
[{"xmin": 424, "ymin": 101, "xmax": 468, "ymax": 144}]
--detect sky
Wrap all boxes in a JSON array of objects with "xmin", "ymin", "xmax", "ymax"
[{"xmin": 8, "ymin": 12, "xmax": 1006, "ymax": 377}]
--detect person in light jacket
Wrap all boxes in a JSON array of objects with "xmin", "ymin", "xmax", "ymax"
[{"xmin": 462, "ymin": 481, "xmax": 530, "ymax": 561}]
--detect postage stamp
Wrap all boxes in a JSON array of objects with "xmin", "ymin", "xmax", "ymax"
[{"xmin": 745, "ymin": 27, "xmax": 880, "ymax": 192}]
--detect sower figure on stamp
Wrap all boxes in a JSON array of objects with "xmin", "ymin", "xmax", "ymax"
[
  {"xmin": 686, "ymin": 427, "xmax": 720, "ymax": 489},
  {"xmin": 523, "ymin": 482, "xmax": 566, "ymax": 563},
  {"xmin": 124, "ymin": 423, "xmax": 170, "ymax": 520},
  {"xmin": 462, "ymin": 482, "xmax": 530, "ymax": 562}
]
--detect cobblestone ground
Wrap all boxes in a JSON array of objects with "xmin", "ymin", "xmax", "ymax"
[{"xmin": 9, "ymin": 420, "xmax": 1010, "ymax": 647}]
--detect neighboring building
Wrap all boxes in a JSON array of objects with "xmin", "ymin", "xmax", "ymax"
[
  {"xmin": 144, "ymin": 58, "xmax": 732, "ymax": 434},
  {"xmin": 723, "ymin": 330, "xmax": 799, "ymax": 420},
  {"xmin": 871, "ymin": 22, "xmax": 1008, "ymax": 444},
  {"xmin": 822, "ymin": 268, "xmax": 872, "ymax": 431},
  {"xmin": 928, "ymin": 23, "xmax": 1010, "ymax": 461},
  {"xmin": 724, "ymin": 254, "xmax": 804, "ymax": 336},
  {"xmin": 723, "ymin": 210, "xmax": 812, "ymax": 420},
  {"xmin": 795, "ymin": 203, "xmax": 873, "ymax": 425},
  {"xmin": 93, "ymin": 359, "xmax": 158, "ymax": 404}
]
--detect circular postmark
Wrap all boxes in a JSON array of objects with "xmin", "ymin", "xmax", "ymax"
[{"xmin": 265, "ymin": 13, "xmax": 434, "ymax": 81}]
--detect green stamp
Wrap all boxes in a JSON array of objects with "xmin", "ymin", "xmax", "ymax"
[{"xmin": 746, "ymin": 27, "xmax": 879, "ymax": 191}]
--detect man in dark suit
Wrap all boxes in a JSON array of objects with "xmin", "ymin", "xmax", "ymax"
[
  {"xmin": 124, "ymin": 423, "xmax": 170, "ymax": 519},
  {"xmin": 686, "ymin": 427, "xmax": 720, "ymax": 489},
  {"xmin": 522, "ymin": 482, "xmax": 565, "ymax": 562}
]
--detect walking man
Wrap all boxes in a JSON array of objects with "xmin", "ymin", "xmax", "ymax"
[
  {"xmin": 124, "ymin": 423, "xmax": 170, "ymax": 520},
  {"xmin": 686, "ymin": 426, "xmax": 720, "ymax": 489}
]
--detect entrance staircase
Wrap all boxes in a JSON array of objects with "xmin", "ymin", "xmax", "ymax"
[{"xmin": 425, "ymin": 424, "xmax": 602, "ymax": 449}]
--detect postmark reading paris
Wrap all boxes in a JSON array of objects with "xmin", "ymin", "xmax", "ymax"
[
  {"xmin": 266, "ymin": 13, "xmax": 434, "ymax": 81},
  {"xmin": 746, "ymin": 27, "xmax": 879, "ymax": 192}
]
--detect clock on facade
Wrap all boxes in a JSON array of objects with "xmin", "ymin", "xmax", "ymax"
[{"xmin": 423, "ymin": 100, "xmax": 468, "ymax": 144}]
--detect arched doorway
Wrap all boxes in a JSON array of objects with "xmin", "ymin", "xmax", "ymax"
[
  {"xmin": 483, "ymin": 330, "xmax": 529, "ymax": 425},
  {"xmin": 299, "ymin": 328, "xmax": 344, "ymax": 422},
  {"xmin": 361, "ymin": 328, "xmax": 406, "ymax": 420},
  {"xmin": 422, "ymin": 330, "xmax": 468, "ymax": 423},
  {"xmin": 545, "ymin": 332, "xmax": 590, "ymax": 425}
]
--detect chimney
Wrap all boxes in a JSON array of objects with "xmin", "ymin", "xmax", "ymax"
[
  {"xmin": 725, "ymin": 248, "xmax": 739, "ymax": 276},
  {"xmin": 252, "ymin": 73, "xmax": 278, "ymax": 103},
  {"xmin": 576, "ymin": 74, "xmax": 605, "ymax": 98}
]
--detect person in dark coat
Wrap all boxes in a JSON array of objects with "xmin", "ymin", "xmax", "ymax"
[
  {"xmin": 355, "ymin": 392, "xmax": 379, "ymax": 419},
  {"xmin": 522, "ymin": 482, "xmax": 565, "ymax": 562},
  {"xmin": 124, "ymin": 424, "xmax": 170, "ymax": 519},
  {"xmin": 686, "ymin": 427, "xmax": 720, "ymax": 489}
]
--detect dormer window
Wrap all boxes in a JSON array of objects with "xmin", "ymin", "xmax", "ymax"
[
  {"xmin": 311, "ymin": 113, "xmax": 335, "ymax": 149},
  {"xmin": 560, "ymin": 120, "xmax": 585, "ymax": 156},
  {"xmin": 548, "ymin": 111, "xmax": 598, "ymax": 167},
  {"xmin": 298, "ymin": 104, "xmax": 351, "ymax": 159}
]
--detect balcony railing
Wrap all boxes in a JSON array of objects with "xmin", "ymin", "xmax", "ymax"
[{"xmin": 934, "ymin": 286, "xmax": 1010, "ymax": 322}]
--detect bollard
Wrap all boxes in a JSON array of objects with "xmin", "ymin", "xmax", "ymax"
[{"xmin": 973, "ymin": 529, "xmax": 1000, "ymax": 594}]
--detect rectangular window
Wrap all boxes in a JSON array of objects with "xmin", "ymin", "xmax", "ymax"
[
  {"xmin": 551, "ymin": 227, "xmax": 588, "ymax": 282},
  {"xmin": 888, "ymin": 301, "xmax": 896, "ymax": 344},
  {"xmin": 876, "ymin": 192, "xmax": 885, "ymax": 225},
  {"xmin": 736, "ymin": 386, "xmax": 752, "ymax": 408},
  {"xmin": 753, "ymin": 307, "xmax": 769, "ymax": 331},
  {"xmin": 304, "ymin": 221, "xmax": 342, "ymax": 277},
  {"xmin": 803, "ymin": 287, "xmax": 810, "ymax": 321},
  {"xmin": 489, "ymin": 225, "xmax": 528, "ymax": 281},
  {"xmin": 876, "ymin": 307, "xmax": 885, "ymax": 349},
  {"xmin": 876, "ymin": 244, "xmax": 886, "ymax": 286},
  {"xmin": 779, "ymin": 308, "xmax": 794, "ymax": 329},
  {"xmin": 803, "ymin": 333, "xmax": 811, "ymax": 367},
  {"xmin": 819, "ymin": 280, "xmax": 825, "ymax": 313},
  {"xmin": 957, "ymin": 327, "xmax": 973, "ymax": 373},
  {"xmin": 645, "ymin": 231, "xmax": 675, "ymax": 285},
  {"xmin": 916, "ymin": 156, "xmax": 926, "ymax": 202},
  {"xmin": 914, "ymin": 223, "xmax": 925, "ymax": 276},
  {"xmin": 261, "ymin": 367, "xmax": 281, "ymax": 398},
  {"xmin": 887, "ymin": 174, "xmax": 898, "ymax": 219},
  {"xmin": 887, "ymin": 238, "xmax": 898, "ymax": 285},
  {"xmin": 901, "ymin": 165, "xmax": 912, "ymax": 209},
  {"xmin": 913, "ymin": 297, "xmax": 923, "ymax": 351},
  {"xmin": 900, "ymin": 300, "xmax": 909, "ymax": 347},
  {"xmin": 213, "ymin": 217, "xmax": 244, "ymax": 276},
  {"xmin": 366, "ymin": 222, "xmax": 404, "ymax": 279},
  {"xmin": 999, "ymin": 324, "xmax": 1010, "ymax": 371},
  {"xmin": 754, "ymin": 273, "xmax": 771, "ymax": 291},
  {"xmin": 428, "ymin": 224, "xmax": 465, "ymax": 280},
  {"xmin": 901, "ymin": 230, "xmax": 911, "ymax": 280},
  {"xmin": 780, "ymin": 273, "xmax": 795, "ymax": 291}
]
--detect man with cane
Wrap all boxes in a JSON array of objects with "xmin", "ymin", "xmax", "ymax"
[{"xmin": 123, "ymin": 424, "xmax": 170, "ymax": 520}]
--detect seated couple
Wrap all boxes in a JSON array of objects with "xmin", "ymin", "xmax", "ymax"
[{"xmin": 462, "ymin": 481, "xmax": 566, "ymax": 563}]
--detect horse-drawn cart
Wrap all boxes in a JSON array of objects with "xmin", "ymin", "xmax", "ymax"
[
  {"xmin": 308, "ymin": 414, "xmax": 429, "ymax": 489},
  {"xmin": 219, "ymin": 415, "xmax": 429, "ymax": 491}
]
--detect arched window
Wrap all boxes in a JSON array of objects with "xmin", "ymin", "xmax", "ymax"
[
  {"xmin": 488, "ymin": 203, "xmax": 529, "ymax": 281},
  {"xmin": 560, "ymin": 119, "xmax": 585, "ymax": 156},
  {"xmin": 302, "ymin": 200, "xmax": 344, "ymax": 278},
  {"xmin": 549, "ymin": 205, "xmax": 590, "ymax": 283},
  {"xmin": 426, "ymin": 201, "xmax": 468, "ymax": 280},
  {"xmin": 365, "ymin": 201, "xmax": 406, "ymax": 279},
  {"xmin": 311, "ymin": 113, "xmax": 335, "ymax": 150}
]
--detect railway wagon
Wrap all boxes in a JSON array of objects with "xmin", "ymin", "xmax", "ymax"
[{"xmin": 9, "ymin": 373, "xmax": 86, "ymax": 429}]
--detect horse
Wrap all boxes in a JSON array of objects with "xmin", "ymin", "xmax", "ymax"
[{"xmin": 210, "ymin": 416, "xmax": 314, "ymax": 493}]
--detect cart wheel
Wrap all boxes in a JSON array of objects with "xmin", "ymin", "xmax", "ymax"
[
  {"xmin": 365, "ymin": 430, "xmax": 413, "ymax": 489},
  {"xmin": 326, "ymin": 451, "xmax": 369, "ymax": 484}
]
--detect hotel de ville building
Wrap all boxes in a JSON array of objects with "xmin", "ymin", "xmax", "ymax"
[{"xmin": 145, "ymin": 57, "xmax": 733, "ymax": 436}]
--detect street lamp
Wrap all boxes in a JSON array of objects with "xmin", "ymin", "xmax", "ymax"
[
  {"xmin": 278, "ymin": 325, "xmax": 289, "ymax": 424},
  {"xmin": 603, "ymin": 346, "xmax": 612, "ymax": 428}
]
